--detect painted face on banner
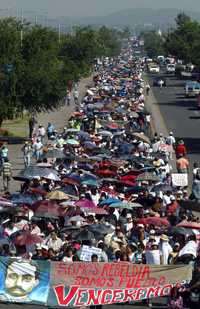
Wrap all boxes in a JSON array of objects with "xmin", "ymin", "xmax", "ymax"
[{"xmin": 5, "ymin": 261, "xmax": 39, "ymax": 297}]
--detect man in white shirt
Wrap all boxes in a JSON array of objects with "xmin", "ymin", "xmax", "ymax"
[
  {"xmin": 159, "ymin": 234, "xmax": 172, "ymax": 265},
  {"xmin": 46, "ymin": 231, "xmax": 63, "ymax": 253}
]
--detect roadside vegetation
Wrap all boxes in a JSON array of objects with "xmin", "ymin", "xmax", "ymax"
[
  {"xmin": 140, "ymin": 13, "xmax": 200, "ymax": 67},
  {"xmin": 0, "ymin": 18, "xmax": 125, "ymax": 127}
]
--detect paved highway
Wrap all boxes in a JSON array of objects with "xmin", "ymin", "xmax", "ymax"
[{"xmin": 150, "ymin": 72, "xmax": 200, "ymax": 183}]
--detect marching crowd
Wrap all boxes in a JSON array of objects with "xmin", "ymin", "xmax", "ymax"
[{"xmin": 0, "ymin": 43, "xmax": 200, "ymax": 307}]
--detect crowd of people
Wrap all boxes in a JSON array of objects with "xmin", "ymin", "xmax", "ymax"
[{"xmin": 0, "ymin": 43, "xmax": 200, "ymax": 307}]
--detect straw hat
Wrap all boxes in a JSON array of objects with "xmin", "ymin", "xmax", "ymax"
[{"xmin": 160, "ymin": 234, "xmax": 169, "ymax": 241}]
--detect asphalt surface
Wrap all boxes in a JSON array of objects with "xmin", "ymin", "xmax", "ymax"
[{"xmin": 149, "ymin": 71, "xmax": 200, "ymax": 184}]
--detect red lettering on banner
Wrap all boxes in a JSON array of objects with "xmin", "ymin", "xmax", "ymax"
[
  {"xmin": 54, "ymin": 285, "xmax": 78, "ymax": 306},
  {"xmin": 160, "ymin": 284, "xmax": 173, "ymax": 297},
  {"xmin": 101, "ymin": 289, "xmax": 113, "ymax": 305},
  {"xmin": 111, "ymin": 289, "xmax": 123, "ymax": 303},
  {"xmin": 135, "ymin": 288, "xmax": 146, "ymax": 301},
  {"xmin": 74, "ymin": 289, "xmax": 88, "ymax": 306},
  {"xmin": 123, "ymin": 289, "xmax": 137, "ymax": 302},
  {"xmin": 146, "ymin": 286, "xmax": 161, "ymax": 298},
  {"xmin": 87, "ymin": 289, "xmax": 102, "ymax": 305}
]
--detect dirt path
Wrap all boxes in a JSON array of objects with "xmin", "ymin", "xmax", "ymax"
[{"xmin": 1, "ymin": 76, "xmax": 93, "ymax": 193}]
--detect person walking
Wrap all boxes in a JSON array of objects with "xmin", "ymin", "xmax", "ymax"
[
  {"xmin": 0, "ymin": 144, "xmax": 9, "ymax": 163},
  {"xmin": 66, "ymin": 90, "xmax": 71, "ymax": 106},
  {"xmin": 73, "ymin": 89, "xmax": 79, "ymax": 105},
  {"xmin": 176, "ymin": 154, "xmax": 189, "ymax": 174},
  {"xmin": 21, "ymin": 141, "xmax": 32, "ymax": 167},
  {"xmin": 2, "ymin": 158, "xmax": 12, "ymax": 192},
  {"xmin": 28, "ymin": 116, "xmax": 37, "ymax": 139}
]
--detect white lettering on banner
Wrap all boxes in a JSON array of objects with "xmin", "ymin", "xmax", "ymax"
[
  {"xmin": 79, "ymin": 245, "xmax": 102, "ymax": 262},
  {"xmin": 172, "ymin": 173, "xmax": 188, "ymax": 187}
]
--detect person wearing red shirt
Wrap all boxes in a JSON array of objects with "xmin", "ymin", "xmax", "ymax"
[{"xmin": 176, "ymin": 140, "xmax": 187, "ymax": 158}]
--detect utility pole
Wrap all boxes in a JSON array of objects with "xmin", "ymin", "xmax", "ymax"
[
  {"xmin": 58, "ymin": 23, "xmax": 61, "ymax": 44},
  {"xmin": 20, "ymin": 8, "xmax": 23, "ymax": 48}
]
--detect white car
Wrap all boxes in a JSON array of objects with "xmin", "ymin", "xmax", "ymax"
[
  {"xmin": 149, "ymin": 64, "xmax": 160, "ymax": 74},
  {"xmin": 166, "ymin": 64, "xmax": 175, "ymax": 74}
]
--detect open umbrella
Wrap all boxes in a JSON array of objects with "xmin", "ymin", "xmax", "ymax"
[
  {"xmin": 11, "ymin": 193, "xmax": 42, "ymax": 205},
  {"xmin": 12, "ymin": 231, "xmax": 43, "ymax": 246},
  {"xmin": 43, "ymin": 173, "xmax": 60, "ymax": 181},
  {"xmin": 0, "ymin": 197, "xmax": 13, "ymax": 207},
  {"xmin": 88, "ymin": 223, "xmax": 114, "ymax": 235},
  {"xmin": 98, "ymin": 130, "xmax": 113, "ymax": 137},
  {"xmin": 43, "ymin": 149, "xmax": 66, "ymax": 159},
  {"xmin": 177, "ymin": 220, "xmax": 200, "ymax": 230},
  {"xmin": 179, "ymin": 200, "xmax": 200, "ymax": 213},
  {"xmin": 66, "ymin": 139, "xmax": 79, "ymax": 146},
  {"xmin": 84, "ymin": 141, "xmax": 97, "ymax": 150},
  {"xmin": 47, "ymin": 191, "xmax": 69, "ymax": 201},
  {"xmin": 133, "ymin": 132, "xmax": 150, "ymax": 144},
  {"xmin": 138, "ymin": 217, "xmax": 170, "ymax": 227},
  {"xmin": 168, "ymin": 226, "xmax": 196, "ymax": 236},
  {"xmin": 75, "ymin": 230, "xmax": 95, "ymax": 241},
  {"xmin": 81, "ymin": 179, "xmax": 100, "ymax": 187},
  {"xmin": 13, "ymin": 166, "xmax": 57, "ymax": 181},
  {"xmin": 75, "ymin": 199, "xmax": 96, "ymax": 208},
  {"xmin": 136, "ymin": 172, "xmax": 160, "ymax": 182},
  {"xmin": 82, "ymin": 208, "xmax": 108, "ymax": 215},
  {"xmin": 110, "ymin": 202, "xmax": 142, "ymax": 209},
  {"xmin": 106, "ymin": 122, "xmax": 119, "ymax": 130},
  {"xmin": 99, "ymin": 198, "xmax": 120, "ymax": 206},
  {"xmin": 151, "ymin": 184, "xmax": 174, "ymax": 193},
  {"xmin": 32, "ymin": 200, "xmax": 62, "ymax": 217},
  {"xmin": 62, "ymin": 177, "xmax": 80, "ymax": 186}
]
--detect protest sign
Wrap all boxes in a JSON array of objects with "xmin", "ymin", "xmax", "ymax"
[
  {"xmin": 79, "ymin": 245, "xmax": 102, "ymax": 262},
  {"xmin": 172, "ymin": 173, "xmax": 188, "ymax": 187},
  {"xmin": 0, "ymin": 257, "xmax": 50, "ymax": 305},
  {"xmin": 50, "ymin": 262, "xmax": 192, "ymax": 307},
  {"xmin": 0, "ymin": 258, "xmax": 193, "ymax": 307}
]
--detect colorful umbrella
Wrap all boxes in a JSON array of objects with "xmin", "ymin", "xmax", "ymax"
[
  {"xmin": 47, "ymin": 191, "xmax": 69, "ymax": 201},
  {"xmin": 133, "ymin": 132, "xmax": 150, "ymax": 144},
  {"xmin": 136, "ymin": 172, "xmax": 160, "ymax": 182},
  {"xmin": 75, "ymin": 199, "xmax": 96, "ymax": 208},
  {"xmin": 12, "ymin": 231, "xmax": 43, "ymax": 246},
  {"xmin": 0, "ymin": 197, "xmax": 13, "ymax": 207},
  {"xmin": 81, "ymin": 179, "xmax": 99, "ymax": 187},
  {"xmin": 177, "ymin": 220, "xmax": 200, "ymax": 230},
  {"xmin": 32, "ymin": 200, "xmax": 62, "ymax": 217},
  {"xmin": 99, "ymin": 198, "xmax": 120, "ymax": 206},
  {"xmin": 138, "ymin": 217, "xmax": 170, "ymax": 227},
  {"xmin": 82, "ymin": 208, "xmax": 108, "ymax": 215},
  {"xmin": 66, "ymin": 139, "xmax": 79, "ymax": 146}
]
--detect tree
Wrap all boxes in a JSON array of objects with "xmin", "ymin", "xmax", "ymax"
[
  {"xmin": 0, "ymin": 18, "xmax": 24, "ymax": 126},
  {"xmin": 140, "ymin": 30, "xmax": 164, "ymax": 58},
  {"xmin": 165, "ymin": 13, "xmax": 200, "ymax": 66}
]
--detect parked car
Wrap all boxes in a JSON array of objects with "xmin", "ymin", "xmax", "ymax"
[
  {"xmin": 148, "ymin": 63, "xmax": 160, "ymax": 74},
  {"xmin": 166, "ymin": 64, "xmax": 176, "ymax": 74},
  {"xmin": 153, "ymin": 76, "xmax": 167, "ymax": 87},
  {"xmin": 185, "ymin": 81, "xmax": 200, "ymax": 97}
]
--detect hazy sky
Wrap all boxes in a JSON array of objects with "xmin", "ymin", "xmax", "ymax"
[{"xmin": 1, "ymin": 0, "xmax": 200, "ymax": 18}]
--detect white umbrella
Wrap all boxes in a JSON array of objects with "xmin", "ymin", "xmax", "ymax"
[
  {"xmin": 87, "ymin": 89, "xmax": 94, "ymax": 96},
  {"xmin": 44, "ymin": 173, "xmax": 60, "ymax": 181}
]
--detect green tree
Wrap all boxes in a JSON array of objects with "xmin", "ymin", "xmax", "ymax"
[
  {"xmin": 165, "ymin": 13, "xmax": 200, "ymax": 65},
  {"xmin": 0, "ymin": 18, "xmax": 24, "ymax": 126},
  {"xmin": 140, "ymin": 30, "xmax": 164, "ymax": 58}
]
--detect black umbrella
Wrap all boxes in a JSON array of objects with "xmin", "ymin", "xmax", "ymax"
[
  {"xmin": 88, "ymin": 224, "xmax": 114, "ymax": 235},
  {"xmin": 75, "ymin": 230, "xmax": 97, "ymax": 241},
  {"xmin": 13, "ymin": 166, "xmax": 59, "ymax": 181},
  {"xmin": 168, "ymin": 226, "xmax": 196, "ymax": 236},
  {"xmin": 179, "ymin": 200, "xmax": 200, "ymax": 213},
  {"xmin": 43, "ymin": 149, "xmax": 66, "ymax": 159},
  {"xmin": 151, "ymin": 184, "xmax": 174, "ymax": 193}
]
